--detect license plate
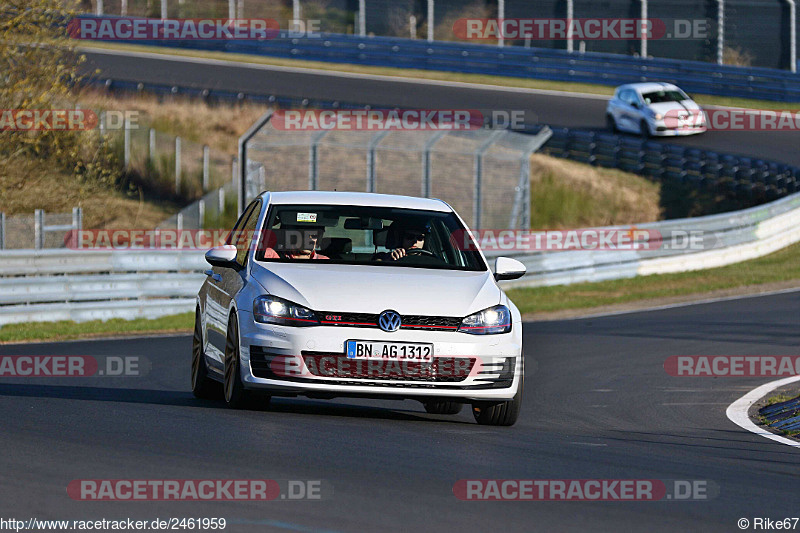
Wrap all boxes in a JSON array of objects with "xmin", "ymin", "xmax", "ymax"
[{"xmin": 346, "ymin": 340, "xmax": 433, "ymax": 361}]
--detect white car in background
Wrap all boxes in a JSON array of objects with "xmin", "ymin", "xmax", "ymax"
[
  {"xmin": 193, "ymin": 191, "xmax": 527, "ymax": 426},
  {"xmin": 606, "ymin": 82, "xmax": 707, "ymax": 137}
]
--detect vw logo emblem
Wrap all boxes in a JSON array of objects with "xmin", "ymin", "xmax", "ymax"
[{"xmin": 378, "ymin": 310, "xmax": 402, "ymax": 332}]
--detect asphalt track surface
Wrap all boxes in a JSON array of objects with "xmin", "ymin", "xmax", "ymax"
[
  {"xmin": 2, "ymin": 292, "xmax": 800, "ymax": 532},
  {"xmin": 81, "ymin": 48, "xmax": 800, "ymax": 167}
]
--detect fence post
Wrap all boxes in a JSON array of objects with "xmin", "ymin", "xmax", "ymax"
[
  {"xmin": 175, "ymin": 136, "xmax": 182, "ymax": 193},
  {"xmin": 366, "ymin": 131, "xmax": 390, "ymax": 193},
  {"xmin": 566, "ymin": 0, "xmax": 574, "ymax": 52},
  {"xmin": 202, "ymin": 145, "xmax": 210, "ymax": 192},
  {"xmin": 786, "ymin": 0, "xmax": 797, "ymax": 72},
  {"xmin": 177, "ymin": 212, "xmax": 184, "ymax": 233},
  {"xmin": 0, "ymin": 212, "xmax": 5, "ymax": 250},
  {"xmin": 198, "ymin": 199, "xmax": 206, "ymax": 229},
  {"xmin": 498, "ymin": 0, "xmax": 504, "ymax": 47},
  {"xmin": 123, "ymin": 115, "xmax": 131, "ymax": 167},
  {"xmin": 427, "ymin": 0, "xmax": 434, "ymax": 42},
  {"xmin": 309, "ymin": 130, "xmax": 328, "ymax": 190},
  {"xmin": 34, "ymin": 209, "xmax": 44, "ymax": 250},
  {"xmin": 640, "ymin": 0, "xmax": 648, "ymax": 58},
  {"xmin": 72, "ymin": 207, "xmax": 83, "ymax": 231},
  {"xmin": 422, "ymin": 131, "xmax": 447, "ymax": 198},
  {"xmin": 293, "ymin": 0, "xmax": 300, "ymax": 22},
  {"xmin": 148, "ymin": 128, "xmax": 156, "ymax": 163},
  {"xmin": 473, "ymin": 130, "xmax": 503, "ymax": 229},
  {"xmin": 121, "ymin": 0, "xmax": 127, "ymax": 16},
  {"xmin": 228, "ymin": 0, "xmax": 235, "ymax": 20},
  {"xmin": 219, "ymin": 188, "xmax": 226, "ymax": 215},
  {"xmin": 161, "ymin": 0, "xmax": 168, "ymax": 19},
  {"xmin": 410, "ymin": 15, "xmax": 416, "ymax": 39},
  {"xmin": 717, "ymin": 0, "xmax": 724, "ymax": 64},
  {"xmin": 358, "ymin": 0, "xmax": 366, "ymax": 36},
  {"xmin": 96, "ymin": 0, "xmax": 103, "ymax": 15}
]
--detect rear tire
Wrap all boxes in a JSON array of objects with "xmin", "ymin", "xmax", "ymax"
[
  {"xmin": 472, "ymin": 373, "xmax": 523, "ymax": 426},
  {"xmin": 423, "ymin": 400, "xmax": 463, "ymax": 415},
  {"xmin": 191, "ymin": 308, "xmax": 217, "ymax": 399}
]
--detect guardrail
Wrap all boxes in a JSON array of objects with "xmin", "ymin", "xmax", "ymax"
[
  {"xmin": 2, "ymin": 187, "xmax": 800, "ymax": 324},
  {"xmin": 0, "ymin": 250, "xmax": 206, "ymax": 325},
  {"xmin": 495, "ymin": 189, "xmax": 800, "ymax": 288},
  {"xmin": 78, "ymin": 14, "xmax": 800, "ymax": 102}
]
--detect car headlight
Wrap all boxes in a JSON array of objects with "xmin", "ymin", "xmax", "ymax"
[
  {"xmin": 253, "ymin": 295, "xmax": 319, "ymax": 326},
  {"xmin": 458, "ymin": 305, "xmax": 512, "ymax": 335},
  {"xmin": 648, "ymin": 110, "xmax": 663, "ymax": 120}
]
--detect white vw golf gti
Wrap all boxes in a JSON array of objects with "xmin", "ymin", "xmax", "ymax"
[{"xmin": 193, "ymin": 191, "xmax": 526, "ymax": 425}]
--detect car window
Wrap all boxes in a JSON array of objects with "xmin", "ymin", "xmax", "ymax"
[
  {"xmin": 255, "ymin": 204, "xmax": 487, "ymax": 272},
  {"xmin": 621, "ymin": 90, "xmax": 639, "ymax": 106},
  {"xmin": 227, "ymin": 200, "xmax": 260, "ymax": 266},
  {"xmin": 642, "ymin": 90, "xmax": 687, "ymax": 104}
]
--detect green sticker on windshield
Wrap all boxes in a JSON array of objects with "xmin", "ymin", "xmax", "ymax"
[{"xmin": 297, "ymin": 212, "xmax": 317, "ymax": 223}]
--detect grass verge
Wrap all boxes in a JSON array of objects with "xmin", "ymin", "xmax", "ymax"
[
  {"xmin": 508, "ymin": 240, "xmax": 800, "ymax": 315},
  {"xmin": 81, "ymin": 42, "xmax": 800, "ymax": 110},
  {"xmin": 0, "ymin": 312, "xmax": 193, "ymax": 344}
]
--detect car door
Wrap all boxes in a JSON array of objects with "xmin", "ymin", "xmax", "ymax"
[
  {"xmin": 618, "ymin": 90, "xmax": 639, "ymax": 132},
  {"xmin": 204, "ymin": 200, "xmax": 261, "ymax": 371}
]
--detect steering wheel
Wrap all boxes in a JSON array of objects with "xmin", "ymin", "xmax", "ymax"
[{"xmin": 405, "ymin": 248, "xmax": 436, "ymax": 257}]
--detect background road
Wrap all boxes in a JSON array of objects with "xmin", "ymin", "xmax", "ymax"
[
  {"xmin": 81, "ymin": 48, "xmax": 800, "ymax": 167},
  {"xmin": 2, "ymin": 292, "xmax": 799, "ymax": 532}
]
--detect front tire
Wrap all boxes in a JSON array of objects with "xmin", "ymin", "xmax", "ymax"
[
  {"xmin": 224, "ymin": 313, "xmax": 255, "ymax": 409},
  {"xmin": 472, "ymin": 373, "xmax": 523, "ymax": 426},
  {"xmin": 423, "ymin": 400, "xmax": 463, "ymax": 415},
  {"xmin": 606, "ymin": 114, "xmax": 618, "ymax": 133},
  {"xmin": 191, "ymin": 308, "xmax": 217, "ymax": 399},
  {"xmin": 640, "ymin": 119, "xmax": 651, "ymax": 138}
]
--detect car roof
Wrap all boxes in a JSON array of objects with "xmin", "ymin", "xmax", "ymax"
[
  {"xmin": 617, "ymin": 82, "xmax": 682, "ymax": 94},
  {"xmin": 261, "ymin": 190, "xmax": 452, "ymax": 212}
]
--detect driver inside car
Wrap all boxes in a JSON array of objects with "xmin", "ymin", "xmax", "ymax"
[
  {"xmin": 262, "ymin": 225, "xmax": 330, "ymax": 260},
  {"xmin": 374, "ymin": 222, "xmax": 429, "ymax": 261}
]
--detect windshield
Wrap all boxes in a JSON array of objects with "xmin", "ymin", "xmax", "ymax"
[
  {"xmin": 641, "ymin": 90, "xmax": 688, "ymax": 104},
  {"xmin": 254, "ymin": 204, "xmax": 487, "ymax": 271}
]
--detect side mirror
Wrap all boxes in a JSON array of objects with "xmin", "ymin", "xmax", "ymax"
[
  {"xmin": 494, "ymin": 257, "xmax": 526, "ymax": 281},
  {"xmin": 205, "ymin": 245, "xmax": 238, "ymax": 268}
]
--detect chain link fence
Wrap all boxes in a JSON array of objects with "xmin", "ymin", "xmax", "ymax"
[{"xmin": 0, "ymin": 209, "xmax": 83, "ymax": 250}]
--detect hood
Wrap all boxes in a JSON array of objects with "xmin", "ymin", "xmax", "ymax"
[
  {"xmin": 250, "ymin": 262, "xmax": 500, "ymax": 316},
  {"xmin": 648, "ymin": 100, "xmax": 702, "ymax": 115}
]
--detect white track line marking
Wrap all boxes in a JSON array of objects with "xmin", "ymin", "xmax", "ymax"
[{"xmin": 726, "ymin": 375, "xmax": 800, "ymax": 449}]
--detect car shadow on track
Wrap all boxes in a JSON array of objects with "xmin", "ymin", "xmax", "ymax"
[{"xmin": 0, "ymin": 382, "xmax": 474, "ymax": 424}]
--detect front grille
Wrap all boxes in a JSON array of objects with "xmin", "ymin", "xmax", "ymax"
[
  {"xmin": 317, "ymin": 311, "xmax": 461, "ymax": 331},
  {"xmin": 301, "ymin": 353, "xmax": 474, "ymax": 382},
  {"xmin": 250, "ymin": 346, "xmax": 514, "ymax": 389}
]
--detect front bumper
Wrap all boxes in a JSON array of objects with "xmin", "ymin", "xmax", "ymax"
[{"xmin": 237, "ymin": 310, "xmax": 523, "ymax": 402}]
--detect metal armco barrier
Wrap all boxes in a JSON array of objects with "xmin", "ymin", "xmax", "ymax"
[
  {"xmin": 2, "ymin": 189, "xmax": 800, "ymax": 324},
  {"xmin": 0, "ymin": 250, "xmax": 206, "ymax": 326}
]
